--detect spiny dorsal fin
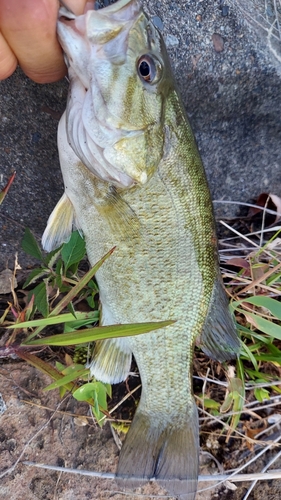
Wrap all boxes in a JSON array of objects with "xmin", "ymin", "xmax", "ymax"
[
  {"xmin": 198, "ymin": 278, "xmax": 241, "ymax": 362},
  {"xmin": 42, "ymin": 192, "xmax": 76, "ymax": 252}
]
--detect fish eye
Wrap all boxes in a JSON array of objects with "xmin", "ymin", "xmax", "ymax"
[{"xmin": 137, "ymin": 54, "xmax": 162, "ymax": 84}]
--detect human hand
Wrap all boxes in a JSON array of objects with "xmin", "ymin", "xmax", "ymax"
[{"xmin": 0, "ymin": 0, "xmax": 88, "ymax": 83}]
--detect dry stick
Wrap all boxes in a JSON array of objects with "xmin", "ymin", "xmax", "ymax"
[
  {"xmin": 273, "ymin": 0, "xmax": 281, "ymax": 40},
  {"xmin": 220, "ymin": 246, "xmax": 265, "ymax": 254},
  {"xmin": 255, "ymin": 417, "xmax": 281, "ymax": 440},
  {"xmin": 222, "ymin": 272, "xmax": 281, "ymax": 296},
  {"xmin": 219, "ymin": 220, "xmax": 278, "ymax": 260},
  {"xmin": 245, "ymin": 380, "xmax": 281, "ymax": 390},
  {"xmin": 238, "ymin": 260, "xmax": 281, "ymax": 294},
  {"xmin": 22, "ymin": 399, "xmax": 132, "ymax": 424},
  {"xmin": 193, "ymin": 375, "xmax": 228, "ymax": 387},
  {"xmin": 219, "ymin": 220, "xmax": 281, "ymax": 294},
  {"xmin": 268, "ymin": 20, "xmax": 281, "ymax": 62},
  {"xmin": 104, "ymin": 493, "xmax": 171, "ymax": 499},
  {"xmin": 53, "ymin": 471, "xmax": 63, "ymax": 500},
  {"xmin": 99, "ymin": 383, "xmax": 141, "ymax": 424},
  {"xmin": 22, "ymin": 461, "xmax": 281, "ymax": 484},
  {"xmin": 197, "ymin": 405, "xmax": 254, "ymax": 443},
  {"xmin": 259, "ymin": 195, "xmax": 270, "ymax": 248},
  {"xmin": 213, "ymin": 200, "xmax": 281, "ymax": 218},
  {"xmin": 220, "ymin": 229, "xmax": 281, "ymax": 241}
]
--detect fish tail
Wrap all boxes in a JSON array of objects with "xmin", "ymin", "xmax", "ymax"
[{"xmin": 116, "ymin": 399, "xmax": 199, "ymax": 500}]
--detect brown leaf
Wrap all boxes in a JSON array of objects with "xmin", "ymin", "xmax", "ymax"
[
  {"xmin": 248, "ymin": 192, "xmax": 281, "ymax": 226},
  {"xmin": 243, "ymin": 419, "xmax": 267, "ymax": 450},
  {"xmin": 227, "ymin": 258, "xmax": 250, "ymax": 269}
]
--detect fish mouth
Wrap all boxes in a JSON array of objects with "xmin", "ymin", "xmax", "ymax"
[
  {"xmin": 57, "ymin": 0, "xmax": 142, "ymax": 75},
  {"xmin": 58, "ymin": 0, "xmax": 141, "ymax": 39},
  {"xmin": 59, "ymin": 0, "xmax": 139, "ymax": 18}
]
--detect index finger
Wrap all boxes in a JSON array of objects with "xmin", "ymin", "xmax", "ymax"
[{"xmin": 0, "ymin": 30, "xmax": 17, "ymax": 80}]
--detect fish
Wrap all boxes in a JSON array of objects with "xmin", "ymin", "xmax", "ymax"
[{"xmin": 42, "ymin": 0, "xmax": 240, "ymax": 498}]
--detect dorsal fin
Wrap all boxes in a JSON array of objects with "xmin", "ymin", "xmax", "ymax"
[{"xmin": 198, "ymin": 279, "xmax": 240, "ymax": 361}]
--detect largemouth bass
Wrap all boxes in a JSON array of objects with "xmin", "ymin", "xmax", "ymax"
[{"xmin": 42, "ymin": 0, "xmax": 240, "ymax": 498}]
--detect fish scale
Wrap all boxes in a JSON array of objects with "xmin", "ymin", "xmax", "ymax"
[{"xmin": 42, "ymin": 1, "xmax": 240, "ymax": 498}]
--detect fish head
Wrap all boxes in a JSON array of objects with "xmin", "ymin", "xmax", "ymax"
[{"xmin": 57, "ymin": 0, "xmax": 172, "ymax": 188}]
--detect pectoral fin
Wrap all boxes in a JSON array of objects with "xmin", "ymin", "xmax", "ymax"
[
  {"xmin": 96, "ymin": 185, "xmax": 140, "ymax": 240},
  {"xmin": 198, "ymin": 279, "xmax": 240, "ymax": 362},
  {"xmin": 42, "ymin": 192, "xmax": 75, "ymax": 252}
]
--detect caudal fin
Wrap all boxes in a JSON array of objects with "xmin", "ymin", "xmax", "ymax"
[{"xmin": 116, "ymin": 400, "xmax": 199, "ymax": 500}]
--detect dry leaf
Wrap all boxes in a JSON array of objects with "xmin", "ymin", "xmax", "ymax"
[
  {"xmin": 248, "ymin": 192, "xmax": 281, "ymax": 226},
  {"xmin": 227, "ymin": 257, "xmax": 250, "ymax": 269},
  {"xmin": 0, "ymin": 269, "xmax": 17, "ymax": 294}
]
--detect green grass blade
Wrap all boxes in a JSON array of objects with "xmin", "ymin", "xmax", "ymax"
[
  {"xmin": 249, "ymin": 354, "xmax": 281, "ymax": 363},
  {"xmin": 240, "ymin": 342, "xmax": 259, "ymax": 371},
  {"xmin": 233, "ymin": 296, "xmax": 281, "ymax": 321},
  {"xmin": 238, "ymin": 309, "xmax": 281, "ymax": 340},
  {"xmin": 49, "ymin": 246, "xmax": 115, "ymax": 317},
  {"xmin": 44, "ymin": 368, "xmax": 89, "ymax": 391},
  {"xmin": 238, "ymin": 325, "xmax": 272, "ymax": 344},
  {"xmin": 22, "ymin": 320, "xmax": 175, "ymax": 346},
  {"xmin": 8, "ymin": 311, "xmax": 99, "ymax": 329}
]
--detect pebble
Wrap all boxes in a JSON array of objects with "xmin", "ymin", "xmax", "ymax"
[
  {"xmin": 0, "ymin": 393, "xmax": 7, "ymax": 416},
  {"xmin": 165, "ymin": 34, "xmax": 180, "ymax": 48},
  {"xmin": 222, "ymin": 5, "xmax": 230, "ymax": 17},
  {"xmin": 268, "ymin": 413, "xmax": 281, "ymax": 424},
  {"xmin": 212, "ymin": 33, "xmax": 225, "ymax": 52},
  {"xmin": 152, "ymin": 15, "xmax": 164, "ymax": 31}
]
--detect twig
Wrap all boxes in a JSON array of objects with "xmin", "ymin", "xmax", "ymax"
[
  {"xmin": 273, "ymin": 0, "xmax": 281, "ymax": 40},
  {"xmin": 259, "ymin": 195, "xmax": 270, "ymax": 247},
  {"xmin": 22, "ymin": 461, "xmax": 281, "ymax": 483},
  {"xmin": 213, "ymin": 199, "xmax": 281, "ymax": 218}
]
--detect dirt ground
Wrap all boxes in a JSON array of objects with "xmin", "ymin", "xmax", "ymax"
[{"xmin": 1, "ymin": 360, "xmax": 281, "ymax": 500}]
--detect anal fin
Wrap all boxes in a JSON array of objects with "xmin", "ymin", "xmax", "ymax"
[
  {"xmin": 42, "ymin": 192, "xmax": 75, "ymax": 252},
  {"xmin": 199, "ymin": 278, "xmax": 241, "ymax": 362},
  {"xmin": 88, "ymin": 338, "xmax": 132, "ymax": 384}
]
